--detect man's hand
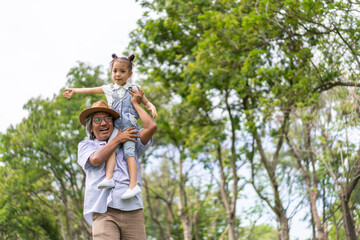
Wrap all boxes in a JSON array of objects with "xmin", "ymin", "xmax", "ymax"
[
  {"xmin": 63, "ymin": 88, "xmax": 76, "ymax": 98},
  {"xmin": 116, "ymin": 127, "xmax": 139, "ymax": 143},
  {"xmin": 129, "ymin": 87, "xmax": 144, "ymax": 104}
]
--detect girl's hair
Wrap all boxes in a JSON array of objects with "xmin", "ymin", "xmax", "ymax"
[{"xmin": 110, "ymin": 54, "xmax": 135, "ymax": 72}]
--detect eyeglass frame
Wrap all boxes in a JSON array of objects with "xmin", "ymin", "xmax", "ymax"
[{"xmin": 92, "ymin": 116, "xmax": 113, "ymax": 125}]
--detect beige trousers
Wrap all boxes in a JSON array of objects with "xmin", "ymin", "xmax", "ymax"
[{"xmin": 92, "ymin": 207, "xmax": 146, "ymax": 240}]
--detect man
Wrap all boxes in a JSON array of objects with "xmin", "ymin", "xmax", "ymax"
[{"xmin": 77, "ymin": 87, "xmax": 157, "ymax": 239}]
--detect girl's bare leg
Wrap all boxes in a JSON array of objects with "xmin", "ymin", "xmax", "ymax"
[
  {"xmin": 105, "ymin": 152, "xmax": 116, "ymax": 180},
  {"xmin": 126, "ymin": 156, "xmax": 137, "ymax": 189},
  {"xmin": 121, "ymin": 156, "xmax": 142, "ymax": 199},
  {"xmin": 97, "ymin": 152, "xmax": 116, "ymax": 189}
]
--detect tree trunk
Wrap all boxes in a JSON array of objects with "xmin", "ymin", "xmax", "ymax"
[
  {"xmin": 339, "ymin": 188, "xmax": 357, "ymax": 240},
  {"xmin": 143, "ymin": 176, "xmax": 167, "ymax": 240},
  {"xmin": 321, "ymin": 132, "xmax": 360, "ymax": 240},
  {"xmin": 164, "ymin": 190, "xmax": 173, "ymax": 240},
  {"xmin": 277, "ymin": 210, "xmax": 290, "ymax": 240},
  {"xmin": 178, "ymin": 213, "xmax": 192, "ymax": 240},
  {"xmin": 227, "ymin": 219, "xmax": 236, "ymax": 240},
  {"xmin": 193, "ymin": 198, "xmax": 200, "ymax": 240},
  {"xmin": 177, "ymin": 153, "xmax": 192, "ymax": 240},
  {"xmin": 339, "ymin": 159, "xmax": 360, "ymax": 240},
  {"xmin": 286, "ymin": 124, "xmax": 326, "ymax": 240},
  {"xmin": 217, "ymin": 145, "xmax": 237, "ymax": 240},
  {"xmin": 217, "ymin": 91, "xmax": 240, "ymax": 240},
  {"xmin": 253, "ymin": 111, "xmax": 290, "ymax": 240},
  {"xmin": 309, "ymin": 193, "xmax": 325, "ymax": 240}
]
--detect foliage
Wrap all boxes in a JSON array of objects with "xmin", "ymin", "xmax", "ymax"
[
  {"xmin": 2, "ymin": 0, "xmax": 360, "ymax": 239},
  {"xmin": 0, "ymin": 62, "xmax": 107, "ymax": 239},
  {"xmin": 130, "ymin": 0, "xmax": 360, "ymax": 239}
]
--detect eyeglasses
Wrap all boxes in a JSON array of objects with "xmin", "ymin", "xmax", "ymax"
[{"xmin": 93, "ymin": 116, "xmax": 113, "ymax": 125}]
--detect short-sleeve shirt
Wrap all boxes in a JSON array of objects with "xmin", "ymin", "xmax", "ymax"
[{"xmin": 78, "ymin": 131, "xmax": 152, "ymax": 226}]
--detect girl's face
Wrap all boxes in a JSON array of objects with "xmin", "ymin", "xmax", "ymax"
[{"xmin": 111, "ymin": 61, "xmax": 133, "ymax": 86}]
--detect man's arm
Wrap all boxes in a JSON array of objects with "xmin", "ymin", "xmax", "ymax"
[
  {"xmin": 130, "ymin": 87, "xmax": 157, "ymax": 145},
  {"xmin": 88, "ymin": 127, "xmax": 139, "ymax": 166}
]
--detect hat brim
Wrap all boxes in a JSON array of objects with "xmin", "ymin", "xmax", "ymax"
[{"xmin": 79, "ymin": 107, "xmax": 120, "ymax": 126}]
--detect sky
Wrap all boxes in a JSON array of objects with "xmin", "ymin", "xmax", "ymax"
[
  {"xmin": 0, "ymin": 0, "xmax": 312, "ymax": 239},
  {"xmin": 0, "ymin": 0, "xmax": 144, "ymax": 133}
]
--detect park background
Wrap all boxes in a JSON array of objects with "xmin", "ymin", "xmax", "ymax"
[{"xmin": 1, "ymin": 0, "xmax": 360, "ymax": 239}]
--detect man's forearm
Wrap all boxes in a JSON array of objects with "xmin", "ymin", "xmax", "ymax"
[
  {"xmin": 89, "ymin": 139, "xmax": 119, "ymax": 166},
  {"xmin": 133, "ymin": 101, "xmax": 157, "ymax": 144},
  {"xmin": 88, "ymin": 127, "xmax": 139, "ymax": 166}
]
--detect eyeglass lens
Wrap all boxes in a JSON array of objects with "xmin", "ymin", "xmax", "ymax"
[{"xmin": 93, "ymin": 116, "xmax": 112, "ymax": 124}]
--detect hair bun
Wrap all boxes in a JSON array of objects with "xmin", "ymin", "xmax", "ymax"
[
  {"xmin": 112, "ymin": 53, "xmax": 118, "ymax": 59},
  {"xmin": 128, "ymin": 54, "xmax": 135, "ymax": 62}
]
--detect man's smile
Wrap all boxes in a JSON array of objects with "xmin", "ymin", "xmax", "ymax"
[{"xmin": 100, "ymin": 127, "xmax": 110, "ymax": 133}]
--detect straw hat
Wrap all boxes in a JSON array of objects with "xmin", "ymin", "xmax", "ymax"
[{"xmin": 79, "ymin": 100, "xmax": 120, "ymax": 126}]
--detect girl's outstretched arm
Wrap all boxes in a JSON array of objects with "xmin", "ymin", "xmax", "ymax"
[{"xmin": 63, "ymin": 87, "xmax": 104, "ymax": 98}]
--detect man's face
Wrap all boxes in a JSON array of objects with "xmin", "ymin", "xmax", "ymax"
[{"xmin": 91, "ymin": 112, "xmax": 114, "ymax": 141}]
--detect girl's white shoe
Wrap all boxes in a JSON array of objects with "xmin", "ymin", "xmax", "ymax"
[
  {"xmin": 97, "ymin": 178, "xmax": 115, "ymax": 189},
  {"xmin": 121, "ymin": 185, "xmax": 142, "ymax": 199}
]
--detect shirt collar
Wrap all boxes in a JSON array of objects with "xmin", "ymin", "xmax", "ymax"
[
  {"xmin": 113, "ymin": 83, "xmax": 131, "ymax": 90},
  {"xmin": 94, "ymin": 139, "xmax": 107, "ymax": 146}
]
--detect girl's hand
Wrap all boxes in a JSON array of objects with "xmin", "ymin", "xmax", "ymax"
[
  {"xmin": 63, "ymin": 88, "xmax": 76, "ymax": 98},
  {"xmin": 146, "ymin": 102, "xmax": 158, "ymax": 118},
  {"xmin": 129, "ymin": 87, "xmax": 144, "ymax": 104}
]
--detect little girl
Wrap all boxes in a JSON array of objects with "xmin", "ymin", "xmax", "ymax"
[{"xmin": 64, "ymin": 54, "xmax": 157, "ymax": 199}]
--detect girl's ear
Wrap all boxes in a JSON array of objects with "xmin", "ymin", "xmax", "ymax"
[{"xmin": 129, "ymin": 71, "xmax": 133, "ymax": 78}]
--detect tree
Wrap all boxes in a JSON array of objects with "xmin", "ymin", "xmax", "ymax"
[
  {"xmin": 130, "ymin": 0, "xmax": 360, "ymax": 239},
  {"xmin": 0, "ymin": 62, "xmax": 109, "ymax": 239},
  {"xmin": 317, "ymin": 89, "xmax": 360, "ymax": 240}
]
